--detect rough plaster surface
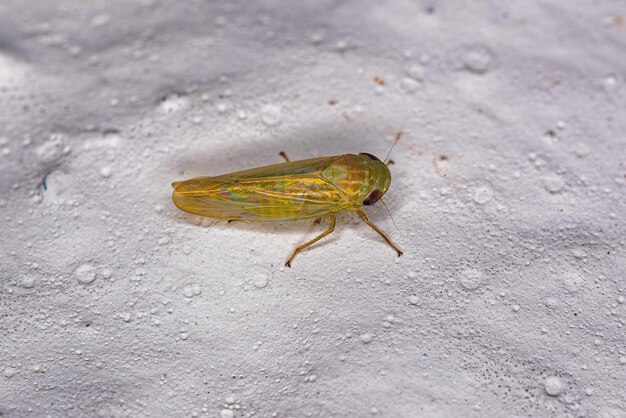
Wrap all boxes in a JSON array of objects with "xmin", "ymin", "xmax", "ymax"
[{"xmin": 1, "ymin": 1, "xmax": 625, "ymax": 417}]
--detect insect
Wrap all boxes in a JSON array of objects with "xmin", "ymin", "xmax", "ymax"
[{"xmin": 171, "ymin": 139, "xmax": 402, "ymax": 267}]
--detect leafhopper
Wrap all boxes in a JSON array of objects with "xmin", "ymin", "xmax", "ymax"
[{"xmin": 172, "ymin": 143, "xmax": 402, "ymax": 266}]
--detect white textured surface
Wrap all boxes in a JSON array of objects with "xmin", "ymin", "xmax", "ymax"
[{"xmin": 1, "ymin": 1, "xmax": 625, "ymax": 417}]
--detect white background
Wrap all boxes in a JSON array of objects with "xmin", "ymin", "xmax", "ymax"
[{"xmin": 1, "ymin": 1, "xmax": 625, "ymax": 417}]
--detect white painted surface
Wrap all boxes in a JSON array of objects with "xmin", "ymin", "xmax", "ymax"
[{"xmin": 1, "ymin": 1, "xmax": 625, "ymax": 416}]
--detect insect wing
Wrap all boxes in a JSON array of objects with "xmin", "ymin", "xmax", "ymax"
[
  {"xmin": 216, "ymin": 156, "xmax": 343, "ymax": 179},
  {"xmin": 172, "ymin": 156, "xmax": 349, "ymax": 221}
]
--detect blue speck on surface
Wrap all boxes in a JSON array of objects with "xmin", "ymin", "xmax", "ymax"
[{"xmin": 42, "ymin": 176, "xmax": 48, "ymax": 191}]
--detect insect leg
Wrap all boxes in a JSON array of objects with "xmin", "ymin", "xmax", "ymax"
[
  {"xmin": 356, "ymin": 209, "xmax": 403, "ymax": 256},
  {"xmin": 279, "ymin": 151, "xmax": 290, "ymax": 162},
  {"xmin": 285, "ymin": 215, "xmax": 336, "ymax": 267}
]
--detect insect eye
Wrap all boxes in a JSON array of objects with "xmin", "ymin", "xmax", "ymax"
[
  {"xmin": 360, "ymin": 152, "xmax": 381, "ymax": 162},
  {"xmin": 363, "ymin": 189, "xmax": 384, "ymax": 205}
]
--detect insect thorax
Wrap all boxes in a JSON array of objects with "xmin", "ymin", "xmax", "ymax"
[{"xmin": 321, "ymin": 154, "xmax": 380, "ymax": 205}]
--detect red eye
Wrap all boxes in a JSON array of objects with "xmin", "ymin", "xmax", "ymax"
[{"xmin": 363, "ymin": 189, "xmax": 383, "ymax": 205}]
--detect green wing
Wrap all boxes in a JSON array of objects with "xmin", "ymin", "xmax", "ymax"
[{"xmin": 172, "ymin": 156, "xmax": 350, "ymax": 221}]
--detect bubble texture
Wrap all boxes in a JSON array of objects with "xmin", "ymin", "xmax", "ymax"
[{"xmin": 0, "ymin": 1, "xmax": 625, "ymax": 417}]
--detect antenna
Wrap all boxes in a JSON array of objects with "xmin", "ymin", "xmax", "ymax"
[
  {"xmin": 384, "ymin": 118, "xmax": 407, "ymax": 164},
  {"xmin": 384, "ymin": 130, "xmax": 403, "ymax": 164},
  {"xmin": 380, "ymin": 120, "xmax": 405, "ymax": 233},
  {"xmin": 380, "ymin": 198, "xmax": 400, "ymax": 233}
]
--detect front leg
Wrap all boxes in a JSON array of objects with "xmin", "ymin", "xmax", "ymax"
[{"xmin": 356, "ymin": 209, "xmax": 402, "ymax": 256}]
